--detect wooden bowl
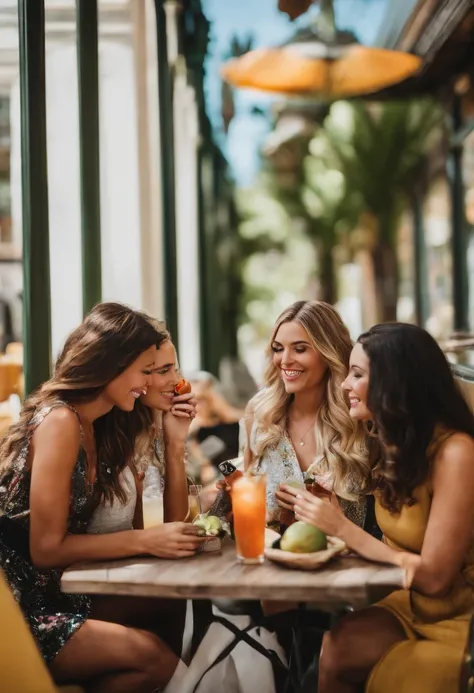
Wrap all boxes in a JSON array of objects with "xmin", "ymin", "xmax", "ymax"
[
  {"xmin": 265, "ymin": 536, "xmax": 346, "ymax": 571},
  {"xmin": 265, "ymin": 527, "xmax": 281, "ymax": 548}
]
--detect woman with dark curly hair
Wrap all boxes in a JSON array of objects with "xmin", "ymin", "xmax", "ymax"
[{"xmin": 282, "ymin": 323, "xmax": 474, "ymax": 693}]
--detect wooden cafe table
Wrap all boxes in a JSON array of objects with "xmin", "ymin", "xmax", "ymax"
[
  {"xmin": 61, "ymin": 539, "xmax": 403, "ymax": 611},
  {"xmin": 62, "ymin": 541, "xmax": 404, "ymax": 690}
]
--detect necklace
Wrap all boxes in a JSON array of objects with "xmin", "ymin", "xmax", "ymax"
[{"xmin": 288, "ymin": 415, "xmax": 317, "ymax": 447}]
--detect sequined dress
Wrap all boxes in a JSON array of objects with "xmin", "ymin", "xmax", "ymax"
[
  {"xmin": 249, "ymin": 422, "xmax": 367, "ymax": 528},
  {"xmin": 0, "ymin": 402, "xmax": 96, "ymax": 662}
]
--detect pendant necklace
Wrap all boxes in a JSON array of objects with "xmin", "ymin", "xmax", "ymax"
[{"xmin": 289, "ymin": 416, "xmax": 317, "ymax": 447}]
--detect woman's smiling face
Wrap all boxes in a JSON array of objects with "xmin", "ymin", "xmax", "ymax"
[
  {"xmin": 342, "ymin": 342, "xmax": 372, "ymax": 420},
  {"xmin": 271, "ymin": 321, "xmax": 328, "ymax": 394},
  {"xmin": 102, "ymin": 346, "xmax": 156, "ymax": 411},
  {"xmin": 140, "ymin": 340, "xmax": 179, "ymax": 412}
]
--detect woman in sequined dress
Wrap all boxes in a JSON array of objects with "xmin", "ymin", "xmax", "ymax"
[
  {"xmin": 242, "ymin": 300, "xmax": 373, "ymax": 530},
  {"xmin": 0, "ymin": 303, "xmax": 204, "ymax": 693}
]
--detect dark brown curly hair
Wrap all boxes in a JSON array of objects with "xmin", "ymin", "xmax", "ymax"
[
  {"xmin": 0, "ymin": 302, "xmax": 168, "ymax": 504},
  {"xmin": 359, "ymin": 323, "xmax": 474, "ymax": 513}
]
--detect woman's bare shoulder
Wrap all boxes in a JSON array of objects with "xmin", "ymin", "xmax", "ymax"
[
  {"xmin": 432, "ymin": 431, "xmax": 474, "ymax": 484},
  {"xmin": 32, "ymin": 405, "xmax": 81, "ymax": 445}
]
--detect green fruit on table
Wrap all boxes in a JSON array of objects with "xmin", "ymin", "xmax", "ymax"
[
  {"xmin": 193, "ymin": 521, "xmax": 208, "ymax": 536},
  {"xmin": 280, "ymin": 521, "xmax": 327, "ymax": 553},
  {"xmin": 192, "ymin": 514, "xmax": 222, "ymax": 536},
  {"xmin": 206, "ymin": 515, "xmax": 222, "ymax": 531}
]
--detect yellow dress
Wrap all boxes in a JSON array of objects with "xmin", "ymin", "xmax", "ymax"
[{"xmin": 366, "ymin": 431, "xmax": 474, "ymax": 693}]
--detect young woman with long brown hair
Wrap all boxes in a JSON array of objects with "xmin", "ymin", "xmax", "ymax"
[{"xmin": 0, "ymin": 303, "xmax": 204, "ymax": 693}]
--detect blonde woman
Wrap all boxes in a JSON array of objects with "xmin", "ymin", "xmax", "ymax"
[{"xmin": 243, "ymin": 300, "xmax": 371, "ymax": 528}]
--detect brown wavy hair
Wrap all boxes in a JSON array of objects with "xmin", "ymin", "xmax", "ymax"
[
  {"xmin": 132, "ymin": 319, "xmax": 172, "ymax": 475},
  {"xmin": 359, "ymin": 323, "xmax": 474, "ymax": 512},
  {"xmin": 250, "ymin": 300, "xmax": 371, "ymax": 499},
  {"xmin": 0, "ymin": 302, "xmax": 168, "ymax": 503}
]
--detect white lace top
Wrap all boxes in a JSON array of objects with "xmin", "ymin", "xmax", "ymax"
[
  {"xmin": 248, "ymin": 420, "xmax": 366, "ymax": 528},
  {"xmin": 86, "ymin": 430, "xmax": 166, "ymax": 535},
  {"xmin": 87, "ymin": 466, "xmax": 137, "ymax": 534}
]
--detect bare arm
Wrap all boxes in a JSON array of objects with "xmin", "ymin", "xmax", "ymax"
[
  {"xmin": 406, "ymin": 433, "xmax": 474, "ymax": 596},
  {"xmin": 280, "ymin": 485, "xmax": 402, "ymax": 565},
  {"xmin": 341, "ymin": 434, "xmax": 474, "ymax": 596},
  {"xmin": 163, "ymin": 439, "xmax": 189, "ymax": 522},
  {"xmin": 339, "ymin": 516, "xmax": 404, "ymax": 565},
  {"xmin": 162, "ymin": 393, "xmax": 198, "ymax": 522},
  {"xmin": 29, "ymin": 409, "xmax": 204, "ymax": 569},
  {"xmin": 29, "ymin": 409, "xmax": 146, "ymax": 569},
  {"xmin": 285, "ymin": 433, "xmax": 474, "ymax": 596}
]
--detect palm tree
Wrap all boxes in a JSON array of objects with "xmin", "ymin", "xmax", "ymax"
[
  {"xmin": 263, "ymin": 134, "xmax": 358, "ymax": 305},
  {"xmin": 318, "ymin": 98, "xmax": 444, "ymax": 321}
]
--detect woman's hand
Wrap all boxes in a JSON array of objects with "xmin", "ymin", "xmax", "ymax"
[
  {"xmin": 275, "ymin": 484, "xmax": 297, "ymax": 511},
  {"xmin": 141, "ymin": 522, "xmax": 206, "ymax": 558},
  {"xmin": 397, "ymin": 551, "xmax": 422, "ymax": 589},
  {"xmin": 162, "ymin": 392, "xmax": 198, "ymax": 446},
  {"xmin": 281, "ymin": 485, "xmax": 346, "ymax": 537}
]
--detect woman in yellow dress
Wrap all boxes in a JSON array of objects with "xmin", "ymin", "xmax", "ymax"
[{"xmin": 281, "ymin": 322, "xmax": 474, "ymax": 692}]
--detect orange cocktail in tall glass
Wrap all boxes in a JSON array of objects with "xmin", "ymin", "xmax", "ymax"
[{"xmin": 232, "ymin": 474, "xmax": 266, "ymax": 565}]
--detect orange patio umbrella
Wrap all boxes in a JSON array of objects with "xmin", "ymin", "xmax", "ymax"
[
  {"xmin": 221, "ymin": 3, "xmax": 422, "ymax": 99},
  {"xmin": 221, "ymin": 38, "xmax": 422, "ymax": 99}
]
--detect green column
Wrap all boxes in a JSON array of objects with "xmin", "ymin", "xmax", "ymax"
[
  {"xmin": 450, "ymin": 96, "xmax": 469, "ymax": 333},
  {"xmin": 412, "ymin": 194, "xmax": 430, "ymax": 326},
  {"xmin": 155, "ymin": 0, "xmax": 179, "ymax": 343},
  {"xmin": 197, "ymin": 146, "xmax": 209, "ymax": 369},
  {"xmin": 198, "ymin": 149, "xmax": 220, "ymax": 375},
  {"xmin": 18, "ymin": 0, "xmax": 51, "ymax": 394},
  {"xmin": 77, "ymin": 0, "xmax": 102, "ymax": 314}
]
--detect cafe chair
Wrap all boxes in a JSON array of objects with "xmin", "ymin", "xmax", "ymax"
[
  {"xmin": 0, "ymin": 358, "xmax": 22, "ymax": 402},
  {"xmin": 0, "ymin": 570, "xmax": 84, "ymax": 693}
]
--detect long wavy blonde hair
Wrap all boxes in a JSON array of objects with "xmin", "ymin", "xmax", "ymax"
[{"xmin": 250, "ymin": 300, "xmax": 370, "ymax": 500}]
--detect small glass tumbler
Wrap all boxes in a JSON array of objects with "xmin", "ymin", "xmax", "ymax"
[{"xmin": 188, "ymin": 484, "xmax": 202, "ymax": 521}]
